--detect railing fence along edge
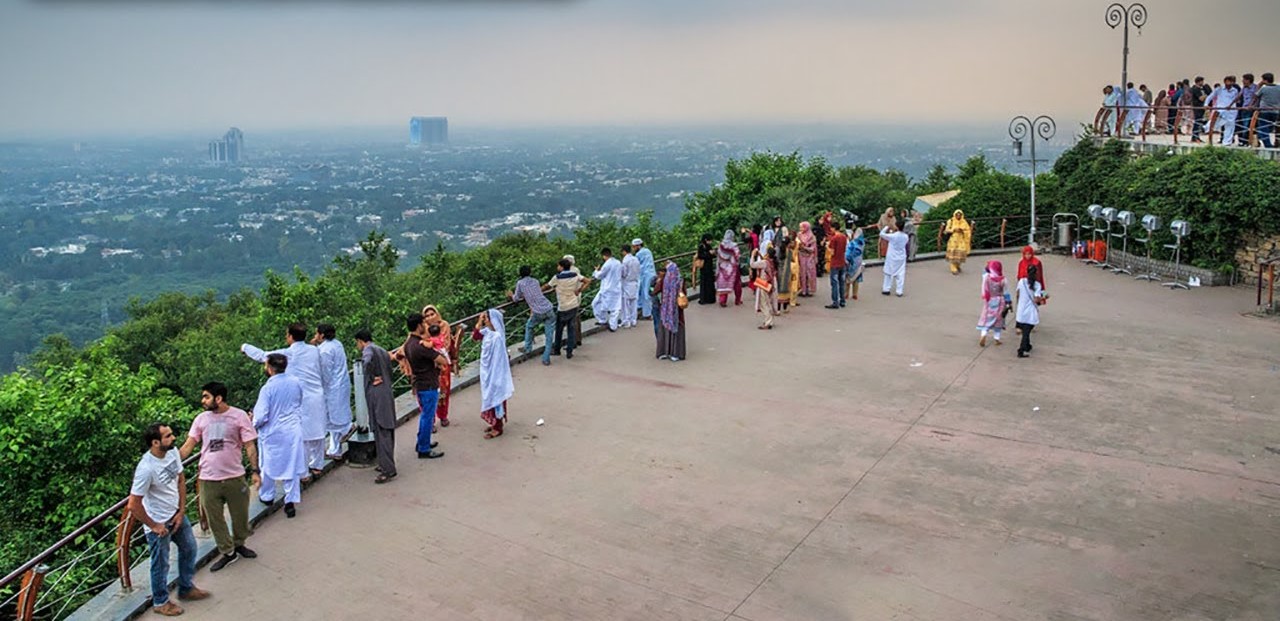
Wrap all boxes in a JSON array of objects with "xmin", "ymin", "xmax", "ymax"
[
  {"xmin": 1093, "ymin": 104, "xmax": 1280, "ymax": 148},
  {"xmin": 1, "ymin": 249, "xmax": 699, "ymax": 621},
  {"xmin": 3, "ymin": 225, "xmax": 1066, "ymax": 620}
]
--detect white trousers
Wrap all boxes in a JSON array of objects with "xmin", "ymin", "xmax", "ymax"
[
  {"xmin": 592, "ymin": 295, "xmax": 620, "ymax": 330},
  {"xmin": 259, "ymin": 476, "xmax": 300, "ymax": 504},
  {"xmin": 325, "ymin": 428, "xmax": 349, "ymax": 457},
  {"xmin": 882, "ymin": 264, "xmax": 906, "ymax": 295},
  {"xmin": 1218, "ymin": 110, "xmax": 1238, "ymax": 145},
  {"xmin": 620, "ymin": 293, "xmax": 638, "ymax": 327},
  {"xmin": 304, "ymin": 439, "xmax": 325, "ymax": 470}
]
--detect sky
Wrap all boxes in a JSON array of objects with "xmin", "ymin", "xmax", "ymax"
[{"xmin": 0, "ymin": 0, "xmax": 1277, "ymax": 139}]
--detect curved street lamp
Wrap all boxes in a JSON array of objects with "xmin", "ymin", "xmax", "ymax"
[
  {"xmin": 1009, "ymin": 115, "xmax": 1056, "ymax": 246},
  {"xmin": 1105, "ymin": 3, "xmax": 1147, "ymax": 137}
]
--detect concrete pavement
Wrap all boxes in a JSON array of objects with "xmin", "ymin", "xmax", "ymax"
[{"xmin": 169, "ymin": 253, "xmax": 1280, "ymax": 621}]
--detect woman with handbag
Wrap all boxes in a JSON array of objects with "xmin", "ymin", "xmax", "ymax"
[
  {"xmin": 749, "ymin": 246, "xmax": 778, "ymax": 330},
  {"xmin": 652, "ymin": 261, "xmax": 688, "ymax": 361}
]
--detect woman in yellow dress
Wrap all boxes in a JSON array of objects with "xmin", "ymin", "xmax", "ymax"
[{"xmin": 944, "ymin": 209, "xmax": 972, "ymax": 275}]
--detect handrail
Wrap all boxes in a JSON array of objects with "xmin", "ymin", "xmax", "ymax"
[
  {"xmin": 0, "ymin": 452, "xmax": 200, "ymax": 592},
  {"xmin": 1094, "ymin": 103, "xmax": 1279, "ymax": 147},
  {"xmin": 9, "ymin": 230, "xmax": 1054, "ymax": 619}
]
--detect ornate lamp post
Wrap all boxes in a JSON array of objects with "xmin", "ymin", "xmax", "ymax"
[
  {"xmin": 1106, "ymin": 3, "xmax": 1147, "ymax": 137},
  {"xmin": 1009, "ymin": 115, "xmax": 1056, "ymax": 246}
]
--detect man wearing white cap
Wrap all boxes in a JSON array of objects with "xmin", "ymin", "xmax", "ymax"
[{"xmin": 633, "ymin": 238, "xmax": 656, "ymax": 321}]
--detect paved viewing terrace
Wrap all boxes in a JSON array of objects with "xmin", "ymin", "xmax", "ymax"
[{"xmin": 147, "ymin": 253, "xmax": 1280, "ymax": 620}]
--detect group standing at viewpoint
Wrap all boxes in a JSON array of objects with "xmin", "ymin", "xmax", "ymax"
[{"xmin": 127, "ymin": 211, "xmax": 1050, "ymax": 616}]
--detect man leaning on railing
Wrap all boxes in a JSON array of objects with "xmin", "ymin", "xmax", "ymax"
[{"xmin": 127, "ymin": 423, "xmax": 210, "ymax": 617}]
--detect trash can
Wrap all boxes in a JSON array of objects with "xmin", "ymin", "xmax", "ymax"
[{"xmin": 1055, "ymin": 221, "xmax": 1075, "ymax": 248}]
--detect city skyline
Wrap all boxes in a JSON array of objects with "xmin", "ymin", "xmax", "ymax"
[{"xmin": 1, "ymin": 0, "xmax": 1277, "ymax": 138}]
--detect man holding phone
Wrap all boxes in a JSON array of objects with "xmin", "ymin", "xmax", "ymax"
[{"xmin": 128, "ymin": 423, "xmax": 210, "ymax": 616}]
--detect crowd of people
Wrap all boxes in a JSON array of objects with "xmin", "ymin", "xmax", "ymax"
[
  {"xmin": 127, "ymin": 214, "xmax": 1048, "ymax": 616},
  {"xmin": 1098, "ymin": 72, "xmax": 1280, "ymax": 148}
]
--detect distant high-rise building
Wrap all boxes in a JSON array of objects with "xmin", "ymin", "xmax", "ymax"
[
  {"xmin": 209, "ymin": 127, "xmax": 244, "ymax": 163},
  {"xmin": 409, "ymin": 117, "xmax": 448, "ymax": 145}
]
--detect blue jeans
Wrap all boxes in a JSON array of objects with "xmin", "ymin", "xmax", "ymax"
[
  {"xmin": 415, "ymin": 389, "xmax": 439, "ymax": 454},
  {"xmin": 651, "ymin": 294, "xmax": 662, "ymax": 338},
  {"xmin": 638, "ymin": 273, "xmax": 655, "ymax": 317},
  {"xmin": 146, "ymin": 516, "xmax": 197, "ymax": 607},
  {"xmin": 830, "ymin": 267, "xmax": 847, "ymax": 306},
  {"xmin": 1259, "ymin": 111, "xmax": 1278, "ymax": 149},
  {"xmin": 524, "ymin": 309, "xmax": 555, "ymax": 363}
]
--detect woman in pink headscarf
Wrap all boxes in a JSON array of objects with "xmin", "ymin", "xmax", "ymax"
[
  {"xmin": 976, "ymin": 260, "xmax": 1007, "ymax": 347},
  {"xmin": 796, "ymin": 221, "xmax": 818, "ymax": 297}
]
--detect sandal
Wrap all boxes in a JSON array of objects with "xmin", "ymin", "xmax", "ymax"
[
  {"xmin": 374, "ymin": 473, "xmax": 397, "ymax": 484},
  {"xmin": 439, "ymin": 419, "xmax": 451, "ymax": 428},
  {"xmin": 484, "ymin": 430, "xmax": 503, "ymax": 439}
]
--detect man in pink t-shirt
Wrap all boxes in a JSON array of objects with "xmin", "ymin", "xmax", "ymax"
[{"xmin": 179, "ymin": 382, "xmax": 261, "ymax": 572}]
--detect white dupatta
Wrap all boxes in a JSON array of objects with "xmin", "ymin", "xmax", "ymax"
[{"xmin": 479, "ymin": 309, "xmax": 514, "ymax": 415}]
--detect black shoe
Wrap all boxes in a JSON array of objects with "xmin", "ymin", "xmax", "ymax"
[
  {"xmin": 418, "ymin": 450, "xmax": 445, "ymax": 459},
  {"xmin": 881, "ymin": 291, "xmax": 891, "ymax": 296},
  {"xmin": 210, "ymin": 552, "xmax": 238, "ymax": 572},
  {"xmin": 566, "ymin": 351, "xmax": 574, "ymax": 359},
  {"xmin": 284, "ymin": 503, "xmax": 296, "ymax": 519},
  {"xmin": 839, "ymin": 302, "xmax": 846, "ymax": 307},
  {"xmin": 542, "ymin": 359, "xmax": 550, "ymax": 366},
  {"xmin": 824, "ymin": 304, "xmax": 840, "ymax": 309},
  {"xmin": 234, "ymin": 546, "xmax": 257, "ymax": 559},
  {"xmin": 551, "ymin": 350, "xmax": 561, "ymax": 356},
  {"xmin": 1017, "ymin": 350, "xmax": 1029, "ymax": 358},
  {"xmin": 431, "ymin": 441, "xmax": 438, "ymax": 448}
]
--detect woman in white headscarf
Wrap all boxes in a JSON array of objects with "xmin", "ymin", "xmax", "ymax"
[{"xmin": 472, "ymin": 308, "xmax": 514, "ymax": 438}]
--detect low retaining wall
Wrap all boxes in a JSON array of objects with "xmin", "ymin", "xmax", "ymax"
[
  {"xmin": 1106, "ymin": 248, "xmax": 1231, "ymax": 286},
  {"xmin": 1235, "ymin": 232, "xmax": 1280, "ymax": 287}
]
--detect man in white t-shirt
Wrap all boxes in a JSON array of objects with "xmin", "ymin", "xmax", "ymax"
[{"xmin": 129, "ymin": 422, "xmax": 210, "ymax": 616}]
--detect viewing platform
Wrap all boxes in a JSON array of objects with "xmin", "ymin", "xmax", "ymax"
[{"xmin": 108, "ymin": 253, "xmax": 1280, "ymax": 620}]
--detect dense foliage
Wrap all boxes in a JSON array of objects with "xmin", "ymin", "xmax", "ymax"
[{"xmin": 1051, "ymin": 139, "xmax": 1280, "ymax": 271}]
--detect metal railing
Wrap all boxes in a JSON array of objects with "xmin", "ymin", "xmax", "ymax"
[
  {"xmin": 392, "ymin": 250, "xmax": 700, "ymax": 394},
  {"xmin": 0, "ymin": 454, "xmax": 203, "ymax": 621},
  {"xmin": 1093, "ymin": 104, "xmax": 1280, "ymax": 147},
  {"xmin": 858, "ymin": 216, "xmax": 1041, "ymax": 261},
  {"xmin": 1, "ymin": 249, "xmax": 699, "ymax": 621}
]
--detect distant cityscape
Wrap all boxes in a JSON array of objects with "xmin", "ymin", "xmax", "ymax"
[{"xmin": 0, "ymin": 126, "xmax": 1068, "ymax": 369}]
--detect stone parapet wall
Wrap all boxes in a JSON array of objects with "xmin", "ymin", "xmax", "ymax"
[
  {"xmin": 1235, "ymin": 233, "xmax": 1280, "ymax": 286},
  {"xmin": 1107, "ymin": 248, "xmax": 1231, "ymax": 286}
]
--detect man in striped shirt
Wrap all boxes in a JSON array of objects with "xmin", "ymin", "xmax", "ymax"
[{"xmin": 509, "ymin": 265, "xmax": 556, "ymax": 366}]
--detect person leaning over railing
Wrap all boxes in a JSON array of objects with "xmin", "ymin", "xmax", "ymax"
[
  {"xmin": 128, "ymin": 423, "xmax": 210, "ymax": 617},
  {"xmin": 547, "ymin": 257, "xmax": 589, "ymax": 359},
  {"xmin": 507, "ymin": 264, "xmax": 556, "ymax": 366}
]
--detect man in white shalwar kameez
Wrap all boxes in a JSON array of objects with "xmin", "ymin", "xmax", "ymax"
[
  {"xmin": 1204, "ymin": 77, "xmax": 1241, "ymax": 145},
  {"xmin": 313, "ymin": 323, "xmax": 353, "ymax": 460},
  {"xmin": 619, "ymin": 244, "xmax": 641, "ymax": 329},
  {"xmin": 881, "ymin": 224, "xmax": 910, "ymax": 297},
  {"xmin": 1123, "ymin": 85, "xmax": 1149, "ymax": 136},
  {"xmin": 241, "ymin": 323, "xmax": 327, "ymax": 473},
  {"xmin": 591, "ymin": 247, "xmax": 623, "ymax": 331},
  {"xmin": 251, "ymin": 353, "xmax": 308, "ymax": 518},
  {"xmin": 1101, "ymin": 85, "xmax": 1121, "ymax": 135}
]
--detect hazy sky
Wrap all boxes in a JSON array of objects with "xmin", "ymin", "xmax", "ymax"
[{"xmin": 1, "ymin": 0, "xmax": 1276, "ymax": 138}]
